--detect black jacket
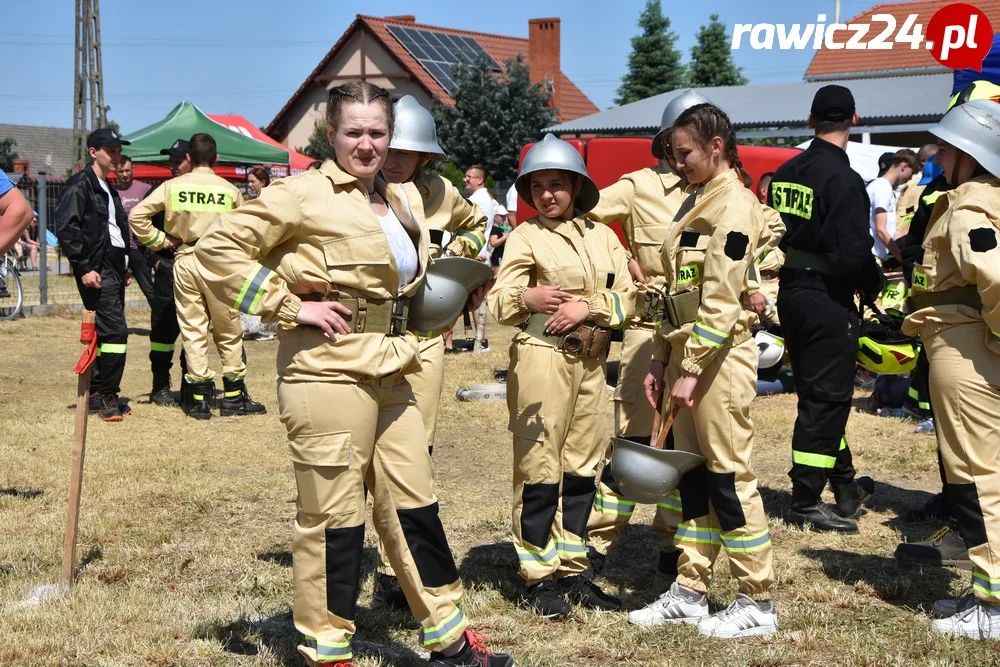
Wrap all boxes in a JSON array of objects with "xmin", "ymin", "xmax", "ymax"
[
  {"xmin": 769, "ymin": 138, "xmax": 883, "ymax": 295},
  {"xmin": 55, "ymin": 166, "xmax": 131, "ymax": 277},
  {"xmin": 897, "ymin": 174, "xmax": 950, "ymax": 286}
]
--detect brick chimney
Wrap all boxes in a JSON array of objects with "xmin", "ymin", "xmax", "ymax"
[
  {"xmin": 528, "ymin": 18, "xmax": 561, "ymax": 110},
  {"xmin": 12, "ymin": 158, "xmax": 29, "ymax": 174},
  {"xmin": 385, "ymin": 15, "xmax": 416, "ymax": 23}
]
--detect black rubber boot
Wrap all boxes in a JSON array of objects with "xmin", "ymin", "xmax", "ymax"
[
  {"xmin": 832, "ymin": 476, "xmax": 876, "ymax": 518},
  {"xmin": 787, "ymin": 503, "xmax": 859, "ymax": 533},
  {"xmin": 372, "ymin": 573, "xmax": 408, "ymax": 611},
  {"xmin": 150, "ymin": 371, "xmax": 176, "ymax": 406},
  {"xmin": 185, "ymin": 380, "xmax": 214, "ymax": 420},
  {"xmin": 558, "ymin": 575, "xmax": 622, "ymax": 610},
  {"xmin": 220, "ymin": 377, "xmax": 267, "ymax": 417}
]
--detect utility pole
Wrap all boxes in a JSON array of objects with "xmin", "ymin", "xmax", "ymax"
[{"xmin": 73, "ymin": 0, "xmax": 106, "ymax": 168}]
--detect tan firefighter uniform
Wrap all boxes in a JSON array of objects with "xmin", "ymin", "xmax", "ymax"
[
  {"xmin": 377, "ymin": 171, "xmax": 486, "ymax": 578},
  {"xmin": 488, "ymin": 213, "xmax": 636, "ymax": 585},
  {"xmin": 746, "ymin": 205, "xmax": 785, "ymax": 325},
  {"xmin": 584, "ymin": 165, "xmax": 687, "ymax": 556},
  {"xmin": 193, "ymin": 160, "xmax": 469, "ymax": 664},
  {"xmin": 129, "ymin": 167, "xmax": 246, "ymax": 383},
  {"xmin": 903, "ymin": 175, "xmax": 1000, "ymax": 607},
  {"xmin": 895, "ymin": 172, "xmax": 924, "ymax": 238},
  {"xmin": 653, "ymin": 169, "xmax": 774, "ymax": 600}
]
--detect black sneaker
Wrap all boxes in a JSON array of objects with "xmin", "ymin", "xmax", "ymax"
[
  {"xmin": 832, "ymin": 476, "xmax": 875, "ymax": 518},
  {"xmin": 525, "ymin": 580, "xmax": 571, "ymax": 619},
  {"xmin": 894, "ymin": 525, "xmax": 971, "ymax": 569},
  {"xmin": 658, "ymin": 549, "xmax": 680, "ymax": 575},
  {"xmin": 586, "ymin": 546, "xmax": 607, "ymax": 577},
  {"xmin": 558, "ymin": 575, "xmax": 622, "ymax": 611},
  {"xmin": 904, "ymin": 492, "xmax": 951, "ymax": 523},
  {"xmin": 372, "ymin": 573, "xmax": 408, "ymax": 611},
  {"xmin": 98, "ymin": 393, "xmax": 124, "ymax": 422},
  {"xmin": 427, "ymin": 630, "xmax": 514, "ymax": 667},
  {"xmin": 787, "ymin": 503, "xmax": 859, "ymax": 534}
]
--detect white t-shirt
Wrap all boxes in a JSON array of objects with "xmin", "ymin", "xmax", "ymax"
[
  {"xmin": 866, "ymin": 177, "xmax": 896, "ymax": 259},
  {"xmin": 376, "ymin": 207, "xmax": 419, "ymax": 289},
  {"xmin": 506, "ymin": 183, "xmax": 518, "ymax": 214},
  {"xmin": 468, "ymin": 187, "xmax": 495, "ymax": 260},
  {"xmin": 97, "ymin": 177, "xmax": 126, "ymax": 249}
]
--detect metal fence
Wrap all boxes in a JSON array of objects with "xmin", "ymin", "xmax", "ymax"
[{"xmin": 12, "ymin": 173, "xmax": 158, "ymax": 312}]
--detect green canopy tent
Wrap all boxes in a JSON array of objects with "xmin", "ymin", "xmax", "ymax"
[{"xmin": 124, "ymin": 100, "xmax": 289, "ymax": 165}]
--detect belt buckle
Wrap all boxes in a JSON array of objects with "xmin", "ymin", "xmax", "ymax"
[
  {"xmin": 353, "ymin": 297, "xmax": 367, "ymax": 333},
  {"xmin": 663, "ymin": 295, "xmax": 681, "ymax": 328},
  {"xmin": 389, "ymin": 298, "xmax": 408, "ymax": 337},
  {"xmin": 643, "ymin": 291, "xmax": 663, "ymax": 321},
  {"xmin": 561, "ymin": 330, "xmax": 586, "ymax": 355}
]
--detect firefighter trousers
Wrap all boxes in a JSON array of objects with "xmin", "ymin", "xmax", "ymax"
[
  {"xmin": 507, "ymin": 341, "xmax": 606, "ymax": 585},
  {"xmin": 588, "ymin": 326, "xmax": 679, "ymax": 556},
  {"xmin": 75, "ymin": 246, "xmax": 128, "ymax": 396},
  {"xmin": 172, "ymin": 251, "xmax": 246, "ymax": 383},
  {"xmin": 278, "ymin": 376, "xmax": 466, "ymax": 664},
  {"xmin": 667, "ymin": 335, "xmax": 774, "ymax": 600},
  {"xmin": 778, "ymin": 285, "xmax": 859, "ymax": 505},
  {"xmin": 925, "ymin": 322, "xmax": 1000, "ymax": 605},
  {"xmin": 377, "ymin": 334, "xmax": 445, "ymax": 577},
  {"xmin": 128, "ymin": 246, "xmax": 155, "ymax": 305},
  {"xmin": 149, "ymin": 255, "xmax": 181, "ymax": 377}
]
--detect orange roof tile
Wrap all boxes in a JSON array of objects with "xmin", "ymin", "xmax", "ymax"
[
  {"xmin": 805, "ymin": 0, "xmax": 1000, "ymax": 79},
  {"xmin": 267, "ymin": 15, "xmax": 598, "ymax": 139}
]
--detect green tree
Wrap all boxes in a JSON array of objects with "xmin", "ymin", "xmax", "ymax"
[
  {"xmin": 689, "ymin": 14, "xmax": 748, "ymax": 87},
  {"xmin": 615, "ymin": 0, "xmax": 686, "ymax": 105},
  {"xmin": 298, "ymin": 122, "xmax": 337, "ymax": 161},
  {"xmin": 0, "ymin": 138, "xmax": 17, "ymax": 172},
  {"xmin": 432, "ymin": 55, "xmax": 555, "ymax": 182}
]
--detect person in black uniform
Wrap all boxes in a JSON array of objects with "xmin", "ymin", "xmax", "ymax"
[
  {"xmin": 56, "ymin": 128, "xmax": 133, "ymax": 422},
  {"xmin": 768, "ymin": 85, "xmax": 881, "ymax": 533}
]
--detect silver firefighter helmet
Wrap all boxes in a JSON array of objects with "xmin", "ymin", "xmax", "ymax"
[
  {"xmin": 390, "ymin": 95, "xmax": 446, "ymax": 155},
  {"xmin": 407, "ymin": 257, "xmax": 493, "ymax": 333},
  {"xmin": 651, "ymin": 89, "xmax": 713, "ymax": 159},
  {"xmin": 929, "ymin": 98, "xmax": 1000, "ymax": 179},
  {"xmin": 514, "ymin": 133, "xmax": 600, "ymax": 214},
  {"xmin": 610, "ymin": 437, "xmax": 705, "ymax": 504}
]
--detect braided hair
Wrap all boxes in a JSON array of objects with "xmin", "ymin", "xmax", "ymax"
[
  {"xmin": 672, "ymin": 103, "xmax": 752, "ymax": 188},
  {"xmin": 325, "ymin": 80, "xmax": 394, "ymax": 138}
]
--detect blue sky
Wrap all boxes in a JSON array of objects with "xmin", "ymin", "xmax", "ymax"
[{"xmin": 2, "ymin": 0, "xmax": 878, "ymax": 135}]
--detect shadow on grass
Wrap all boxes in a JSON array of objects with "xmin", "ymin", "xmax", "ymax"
[
  {"xmin": 458, "ymin": 541, "xmax": 522, "ymax": 604},
  {"xmin": 127, "ymin": 327, "xmax": 151, "ymax": 336},
  {"xmin": 799, "ymin": 547, "xmax": 961, "ymax": 612},
  {"xmin": 0, "ymin": 487, "xmax": 44, "ymax": 499},
  {"xmin": 599, "ymin": 523, "xmax": 678, "ymax": 609},
  {"xmin": 760, "ymin": 485, "xmax": 794, "ymax": 522}
]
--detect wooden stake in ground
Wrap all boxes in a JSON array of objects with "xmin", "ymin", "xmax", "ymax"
[{"xmin": 63, "ymin": 309, "xmax": 96, "ymax": 586}]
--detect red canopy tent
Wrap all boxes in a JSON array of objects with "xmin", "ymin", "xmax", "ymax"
[{"xmin": 207, "ymin": 114, "xmax": 316, "ymax": 174}]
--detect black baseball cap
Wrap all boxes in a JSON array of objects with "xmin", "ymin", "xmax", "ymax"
[
  {"xmin": 160, "ymin": 139, "xmax": 189, "ymax": 158},
  {"xmin": 810, "ymin": 85, "xmax": 856, "ymax": 122},
  {"xmin": 877, "ymin": 151, "xmax": 896, "ymax": 176},
  {"xmin": 87, "ymin": 128, "xmax": 130, "ymax": 148}
]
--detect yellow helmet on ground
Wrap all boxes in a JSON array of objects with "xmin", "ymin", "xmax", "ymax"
[
  {"xmin": 857, "ymin": 317, "xmax": 919, "ymax": 375},
  {"xmin": 948, "ymin": 80, "xmax": 1000, "ymax": 111}
]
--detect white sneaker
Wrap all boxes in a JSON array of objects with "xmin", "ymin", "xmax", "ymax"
[
  {"xmin": 931, "ymin": 598, "xmax": 1000, "ymax": 639},
  {"xmin": 697, "ymin": 594, "xmax": 778, "ymax": 638},
  {"xmin": 628, "ymin": 582, "xmax": 708, "ymax": 627},
  {"xmin": 931, "ymin": 587, "xmax": 975, "ymax": 619}
]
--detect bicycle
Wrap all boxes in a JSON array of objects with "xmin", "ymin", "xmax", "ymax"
[{"xmin": 0, "ymin": 249, "xmax": 24, "ymax": 320}]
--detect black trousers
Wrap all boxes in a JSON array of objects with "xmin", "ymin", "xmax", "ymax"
[
  {"xmin": 75, "ymin": 247, "xmax": 128, "ymax": 396},
  {"xmin": 777, "ymin": 283, "xmax": 859, "ymax": 505},
  {"xmin": 149, "ymin": 257, "xmax": 181, "ymax": 376},
  {"xmin": 128, "ymin": 246, "xmax": 155, "ymax": 305}
]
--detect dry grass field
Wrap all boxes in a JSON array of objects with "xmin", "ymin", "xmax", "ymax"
[{"xmin": 0, "ymin": 311, "xmax": 994, "ymax": 666}]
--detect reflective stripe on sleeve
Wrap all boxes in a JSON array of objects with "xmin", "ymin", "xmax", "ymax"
[
  {"xmin": 140, "ymin": 228, "xmax": 165, "ymax": 248},
  {"xmin": 609, "ymin": 292, "xmax": 626, "ymax": 328},
  {"xmin": 235, "ymin": 264, "xmax": 272, "ymax": 315},
  {"xmin": 456, "ymin": 230, "xmax": 486, "ymax": 254},
  {"xmin": 691, "ymin": 321, "xmax": 728, "ymax": 348}
]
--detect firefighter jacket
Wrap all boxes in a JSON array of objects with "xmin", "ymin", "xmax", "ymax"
[
  {"xmin": 128, "ymin": 167, "xmax": 244, "ymax": 253},
  {"xmin": 769, "ymin": 137, "xmax": 883, "ymax": 295},
  {"xmin": 488, "ymin": 213, "xmax": 636, "ymax": 346},
  {"xmin": 746, "ymin": 204, "xmax": 786, "ymax": 293},
  {"xmin": 194, "ymin": 160, "xmax": 431, "ymax": 382},
  {"xmin": 652, "ymin": 169, "xmax": 765, "ymax": 376},
  {"xmin": 902, "ymin": 175, "xmax": 1000, "ymax": 354},
  {"xmin": 55, "ymin": 166, "xmax": 130, "ymax": 278},
  {"xmin": 896, "ymin": 173, "xmax": 924, "ymax": 227},
  {"xmin": 897, "ymin": 174, "xmax": 951, "ymax": 285},
  {"xmin": 403, "ymin": 172, "xmax": 487, "ymax": 259},
  {"xmin": 588, "ymin": 165, "xmax": 688, "ymax": 295}
]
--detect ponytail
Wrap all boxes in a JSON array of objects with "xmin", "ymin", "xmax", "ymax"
[{"xmin": 674, "ymin": 103, "xmax": 751, "ymax": 188}]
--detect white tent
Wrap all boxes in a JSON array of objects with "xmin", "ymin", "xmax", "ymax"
[{"xmin": 797, "ymin": 139, "xmax": 906, "ymax": 183}]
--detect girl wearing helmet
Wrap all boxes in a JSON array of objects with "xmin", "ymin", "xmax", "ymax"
[
  {"xmin": 375, "ymin": 95, "xmax": 490, "ymax": 610},
  {"xmin": 488, "ymin": 134, "xmax": 637, "ymax": 618},
  {"xmin": 632, "ymin": 103, "xmax": 777, "ymax": 638},
  {"xmin": 902, "ymin": 99, "xmax": 1000, "ymax": 640}
]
